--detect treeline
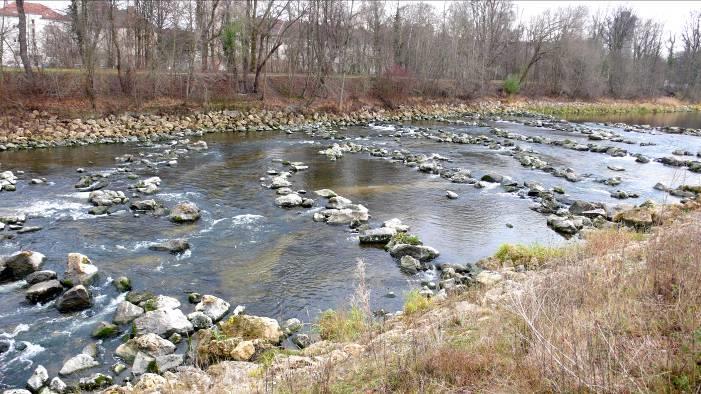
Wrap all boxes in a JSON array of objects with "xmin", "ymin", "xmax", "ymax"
[{"xmin": 4, "ymin": 0, "xmax": 701, "ymax": 111}]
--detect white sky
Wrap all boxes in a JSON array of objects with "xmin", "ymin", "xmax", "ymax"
[{"xmin": 18, "ymin": 0, "xmax": 701, "ymax": 42}]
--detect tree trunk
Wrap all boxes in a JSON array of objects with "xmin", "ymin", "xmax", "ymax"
[{"xmin": 15, "ymin": 0, "xmax": 33, "ymax": 78}]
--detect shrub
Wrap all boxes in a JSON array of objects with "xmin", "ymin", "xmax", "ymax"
[
  {"xmin": 503, "ymin": 74, "xmax": 520, "ymax": 95},
  {"xmin": 391, "ymin": 232, "xmax": 422, "ymax": 246},
  {"xmin": 493, "ymin": 243, "xmax": 563, "ymax": 268},
  {"xmin": 317, "ymin": 307, "xmax": 366, "ymax": 341},
  {"xmin": 403, "ymin": 290, "xmax": 432, "ymax": 316}
]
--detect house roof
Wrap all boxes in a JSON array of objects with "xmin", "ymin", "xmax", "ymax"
[{"xmin": 0, "ymin": 2, "xmax": 69, "ymax": 21}]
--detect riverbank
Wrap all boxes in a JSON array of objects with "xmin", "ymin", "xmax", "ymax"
[
  {"xmin": 1, "ymin": 97, "xmax": 699, "ymax": 152},
  {"xmin": 97, "ymin": 196, "xmax": 701, "ymax": 393}
]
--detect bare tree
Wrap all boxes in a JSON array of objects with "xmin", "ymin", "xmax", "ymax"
[{"xmin": 15, "ymin": 0, "xmax": 33, "ymax": 78}]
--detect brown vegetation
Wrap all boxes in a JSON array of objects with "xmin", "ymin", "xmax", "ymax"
[{"xmin": 268, "ymin": 201, "xmax": 701, "ymax": 393}]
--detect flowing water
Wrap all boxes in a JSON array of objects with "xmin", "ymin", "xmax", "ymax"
[{"xmin": 1, "ymin": 112, "xmax": 701, "ymax": 388}]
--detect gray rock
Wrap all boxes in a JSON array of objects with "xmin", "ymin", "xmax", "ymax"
[
  {"xmin": 275, "ymin": 194, "xmax": 303, "ymax": 207},
  {"xmin": 130, "ymin": 199, "xmax": 161, "ymax": 211},
  {"xmin": 446, "ymin": 190, "xmax": 458, "ymax": 199},
  {"xmin": 88, "ymin": 190, "xmax": 128, "ymax": 206},
  {"xmin": 141, "ymin": 295, "xmax": 181, "ymax": 311},
  {"xmin": 547, "ymin": 215, "xmax": 578, "ymax": 235},
  {"xmin": 132, "ymin": 352, "xmax": 156, "ymax": 375},
  {"xmin": 64, "ymin": 253, "xmax": 98, "ymax": 286},
  {"xmin": 91, "ymin": 321, "xmax": 120, "ymax": 339},
  {"xmin": 56, "ymin": 285, "xmax": 92, "ymax": 313},
  {"xmin": 291, "ymin": 333, "xmax": 311, "ymax": 349},
  {"xmin": 26, "ymin": 280, "xmax": 63, "ymax": 303},
  {"xmin": 59, "ymin": 353, "xmax": 99, "ymax": 376},
  {"xmin": 399, "ymin": 255, "xmax": 422, "ymax": 274},
  {"xmin": 149, "ymin": 239, "xmax": 190, "ymax": 254},
  {"xmin": 48, "ymin": 377, "xmax": 66, "ymax": 393},
  {"xmin": 169, "ymin": 202, "xmax": 201, "ymax": 223},
  {"xmin": 78, "ymin": 373, "xmax": 113, "ymax": 391},
  {"xmin": 187, "ymin": 311, "xmax": 213, "ymax": 329},
  {"xmin": 481, "ymin": 173, "xmax": 503, "ymax": 183},
  {"xmin": 25, "ymin": 270, "xmax": 57, "ymax": 286},
  {"xmin": 282, "ymin": 318, "xmax": 303, "ymax": 335},
  {"xmin": 383, "ymin": 218, "xmax": 409, "ymax": 232},
  {"xmin": 27, "ymin": 365, "xmax": 48, "ymax": 392},
  {"xmin": 389, "ymin": 244, "xmax": 439, "ymax": 261},
  {"xmin": 0, "ymin": 251, "xmax": 45, "ymax": 282},
  {"xmin": 569, "ymin": 200, "xmax": 600, "ymax": 215},
  {"xmin": 314, "ymin": 189, "xmax": 337, "ymax": 198},
  {"xmin": 195, "ymin": 295, "xmax": 230, "ymax": 322},
  {"xmin": 358, "ymin": 227, "xmax": 396, "ymax": 244},
  {"xmin": 155, "ymin": 354, "xmax": 184, "ymax": 372},
  {"xmin": 115, "ymin": 333, "xmax": 176, "ymax": 363},
  {"xmin": 133, "ymin": 308, "xmax": 194, "ymax": 337},
  {"xmin": 113, "ymin": 301, "xmax": 144, "ymax": 324}
]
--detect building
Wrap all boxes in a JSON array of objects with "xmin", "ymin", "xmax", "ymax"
[{"xmin": 0, "ymin": 2, "xmax": 69, "ymax": 67}]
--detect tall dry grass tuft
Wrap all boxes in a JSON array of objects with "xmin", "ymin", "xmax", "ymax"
[{"xmin": 508, "ymin": 215, "xmax": 701, "ymax": 392}]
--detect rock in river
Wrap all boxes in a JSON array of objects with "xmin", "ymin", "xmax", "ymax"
[
  {"xmin": 446, "ymin": 190, "xmax": 458, "ymax": 199},
  {"xmin": 65, "ymin": 253, "xmax": 98, "ymax": 285},
  {"xmin": 115, "ymin": 333, "xmax": 176, "ymax": 362},
  {"xmin": 88, "ymin": 189, "xmax": 128, "ymax": 206},
  {"xmin": 389, "ymin": 244, "xmax": 439, "ymax": 262},
  {"xmin": 59, "ymin": 353, "xmax": 99, "ymax": 376},
  {"xmin": 113, "ymin": 301, "xmax": 145, "ymax": 324},
  {"xmin": 195, "ymin": 295, "xmax": 230, "ymax": 322},
  {"xmin": 26, "ymin": 365, "xmax": 48, "ymax": 392},
  {"xmin": 188, "ymin": 311, "xmax": 213, "ymax": 329},
  {"xmin": 25, "ymin": 279, "xmax": 63, "ymax": 304},
  {"xmin": 399, "ymin": 255, "xmax": 422, "ymax": 274},
  {"xmin": 25, "ymin": 270, "xmax": 57, "ymax": 285},
  {"xmin": 133, "ymin": 308, "xmax": 194, "ymax": 337},
  {"xmin": 149, "ymin": 239, "xmax": 190, "ymax": 254},
  {"xmin": 169, "ymin": 202, "xmax": 201, "ymax": 223},
  {"xmin": 358, "ymin": 227, "xmax": 396, "ymax": 244},
  {"xmin": 275, "ymin": 193, "xmax": 303, "ymax": 207},
  {"xmin": 0, "ymin": 251, "xmax": 45, "ymax": 282},
  {"xmin": 56, "ymin": 285, "xmax": 92, "ymax": 312}
]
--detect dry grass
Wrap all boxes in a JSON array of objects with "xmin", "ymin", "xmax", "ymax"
[{"xmin": 299, "ymin": 211, "xmax": 701, "ymax": 393}]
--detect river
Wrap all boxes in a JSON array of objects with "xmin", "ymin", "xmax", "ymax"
[{"xmin": 1, "ymin": 111, "xmax": 700, "ymax": 389}]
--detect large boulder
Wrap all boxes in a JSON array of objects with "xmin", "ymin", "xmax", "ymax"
[
  {"xmin": 64, "ymin": 253, "xmax": 98, "ymax": 286},
  {"xmin": 59, "ymin": 353, "xmax": 99, "ymax": 376},
  {"xmin": 547, "ymin": 215, "xmax": 579, "ymax": 235},
  {"xmin": 613, "ymin": 207, "xmax": 654, "ymax": 228},
  {"xmin": 274, "ymin": 194, "xmax": 303, "ymax": 207},
  {"xmin": 26, "ymin": 365, "xmax": 48, "ymax": 392},
  {"xmin": 133, "ymin": 308, "xmax": 194, "ymax": 337},
  {"xmin": 399, "ymin": 255, "xmax": 422, "ymax": 274},
  {"xmin": 314, "ymin": 189, "xmax": 337, "ymax": 198},
  {"xmin": 169, "ymin": 202, "xmax": 201, "ymax": 223},
  {"xmin": 389, "ymin": 244, "xmax": 440, "ymax": 262},
  {"xmin": 141, "ymin": 295, "xmax": 181, "ymax": 311},
  {"xmin": 0, "ymin": 251, "xmax": 45, "ymax": 282},
  {"xmin": 115, "ymin": 333, "xmax": 176, "ymax": 362},
  {"xmin": 88, "ymin": 189, "xmax": 128, "ymax": 206},
  {"xmin": 134, "ymin": 177, "xmax": 161, "ymax": 194},
  {"xmin": 113, "ymin": 301, "xmax": 145, "ymax": 324},
  {"xmin": 481, "ymin": 173, "xmax": 504, "ymax": 183},
  {"xmin": 195, "ymin": 295, "xmax": 230, "ymax": 322},
  {"xmin": 569, "ymin": 200, "xmax": 601, "ymax": 215},
  {"xmin": 25, "ymin": 270, "xmax": 57, "ymax": 286},
  {"xmin": 25, "ymin": 279, "xmax": 63, "ymax": 303},
  {"xmin": 219, "ymin": 315, "xmax": 283, "ymax": 344},
  {"xmin": 149, "ymin": 239, "xmax": 190, "ymax": 254},
  {"xmin": 56, "ymin": 285, "xmax": 92, "ymax": 312},
  {"xmin": 359, "ymin": 227, "xmax": 396, "ymax": 244}
]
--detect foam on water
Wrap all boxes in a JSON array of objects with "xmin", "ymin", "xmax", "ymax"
[
  {"xmin": 0, "ymin": 281, "xmax": 27, "ymax": 294},
  {"xmin": 0, "ymin": 324, "xmax": 29, "ymax": 339},
  {"xmin": 369, "ymin": 123, "xmax": 397, "ymax": 132},
  {"xmin": 21, "ymin": 199, "xmax": 93, "ymax": 220},
  {"xmin": 231, "ymin": 214, "xmax": 265, "ymax": 226}
]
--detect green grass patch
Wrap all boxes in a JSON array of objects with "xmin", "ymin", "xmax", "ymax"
[
  {"xmin": 403, "ymin": 290, "xmax": 433, "ymax": 316},
  {"xmin": 317, "ymin": 307, "xmax": 366, "ymax": 341},
  {"xmin": 493, "ymin": 243, "xmax": 564, "ymax": 269},
  {"xmin": 390, "ymin": 232, "xmax": 422, "ymax": 246}
]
